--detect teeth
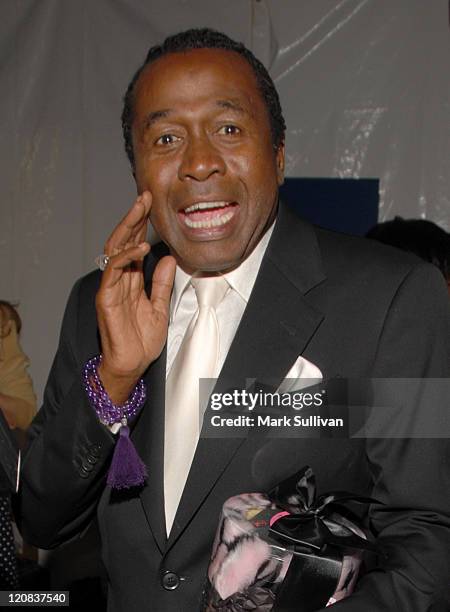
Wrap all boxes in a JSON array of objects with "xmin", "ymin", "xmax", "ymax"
[
  {"xmin": 184, "ymin": 211, "xmax": 234, "ymax": 229},
  {"xmin": 184, "ymin": 201, "xmax": 230, "ymax": 213}
]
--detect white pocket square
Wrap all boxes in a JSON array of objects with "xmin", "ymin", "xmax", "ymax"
[{"xmin": 275, "ymin": 356, "xmax": 323, "ymax": 394}]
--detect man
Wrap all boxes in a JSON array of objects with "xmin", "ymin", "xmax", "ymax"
[{"xmin": 20, "ymin": 29, "xmax": 450, "ymax": 611}]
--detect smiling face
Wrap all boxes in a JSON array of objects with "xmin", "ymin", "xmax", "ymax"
[{"xmin": 131, "ymin": 48, "xmax": 284, "ymax": 274}]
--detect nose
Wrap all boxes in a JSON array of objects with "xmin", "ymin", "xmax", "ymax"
[{"xmin": 178, "ymin": 135, "xmax": 226, "ymax": 181}]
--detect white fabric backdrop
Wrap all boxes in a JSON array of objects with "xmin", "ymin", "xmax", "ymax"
[{"xmin": 1, "ymin": 0, "xmax": 449, "ymax": 402}]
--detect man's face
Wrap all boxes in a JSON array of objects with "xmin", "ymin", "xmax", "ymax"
[{"xmin": 131, "ymin": 48, "xmax": 284, "ymax": 273}]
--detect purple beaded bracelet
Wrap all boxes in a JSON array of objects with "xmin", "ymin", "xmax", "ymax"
[{"xmin": 83, "ymin": 355, "xmax": 148, "ymax": 489}]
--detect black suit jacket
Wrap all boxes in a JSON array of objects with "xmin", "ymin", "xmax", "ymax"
[{"xmin": 19, "ymin": 204, "xmax": 450, "ymax": 611}]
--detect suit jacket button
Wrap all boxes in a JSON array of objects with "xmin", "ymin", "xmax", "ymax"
[
  {"xmin": 162, "ymin": 571, "xmax": 180, "ymax": 590},
  {"xmin": 79, "ymin": 467, "xmax": 90, "ymax": 478}
]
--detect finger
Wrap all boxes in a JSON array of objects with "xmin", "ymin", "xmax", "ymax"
[
  {"xmin": 101, "ymin": 243, "xmax": 150, "ymax": 290},
  {"xmin": 122, "ymin": 216, "xmax": 149, "ymax": 251},
  {"xmin": 104, "ymin": 192, "xmax": 152, "ymax": 254},
  {"xmin": 112, "ymin": 191, "xmax": 152, "ymax": 253},
  {"xmin": 150, "ymin": 256, "xmax": 177, "ymax": 316},
  {"xmin": 134, "ymin": 191, "xmax": 152, "ymax": 244},
  {"xmin": 125, "ymin": 191, "xmax": 152, "ymax": 247}
]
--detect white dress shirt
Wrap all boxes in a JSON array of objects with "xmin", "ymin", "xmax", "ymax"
[{"xmin": 166, "ymin": 223, "xmax": 275, "ymax": 379}]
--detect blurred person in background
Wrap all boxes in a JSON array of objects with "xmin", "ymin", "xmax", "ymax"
[
  {"xmin": 0, "ymin": 300, "xmax": 37, "ymax": 589},
  {"xmin": 367, "ymin": 217, "xmax": 450, "ymax": 296},
  {"xmin": 0, "ymin": 301, "xmax": 37, "ymax": 430}
]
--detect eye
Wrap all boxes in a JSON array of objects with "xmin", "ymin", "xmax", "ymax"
[
  {"xmin": 155, "ymin": 133, "xmax": 181, "ymax": 146},
  {"xmin": 218, "ymin": 124, "xmax": 241, "ymax": 136}
]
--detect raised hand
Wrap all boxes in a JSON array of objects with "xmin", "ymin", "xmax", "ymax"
[{"xmin": 95, "ymin": 191, "xmax": 176, "ymax": 403}]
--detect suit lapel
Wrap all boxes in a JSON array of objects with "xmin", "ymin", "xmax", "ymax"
[
  {"xmin": 131, "ymin": 244, "xmax": 170, "ymax": 554},
  {"xmin": 132, "ymin": 351, "xmax": 167, "ymax": 554},
  {"xmin": 166, "ymin": 203, "xmax": 327, "ymax": 550}
]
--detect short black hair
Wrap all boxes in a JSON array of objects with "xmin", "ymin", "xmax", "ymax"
[
  {"xmin": 121, "ymin": 28, "xmax": 286, "ymax": 171},
  {"xmin": 367, "ymin": 217, "xmax": 450, "ymax": 280}
]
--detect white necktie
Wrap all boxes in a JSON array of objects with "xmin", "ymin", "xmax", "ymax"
[{"xmin": 164, "ymin": 275, "xmax": 229, "ymax": 534}]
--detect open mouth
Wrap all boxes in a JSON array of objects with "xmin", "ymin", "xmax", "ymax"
[{"xmin": 179, "ymin": 201, "xmax": 239, "ymax": 229}]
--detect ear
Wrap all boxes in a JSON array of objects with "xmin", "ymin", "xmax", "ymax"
[{"xmin": 275, "ymin": 142, "xmax": 285, "ymax": 186}]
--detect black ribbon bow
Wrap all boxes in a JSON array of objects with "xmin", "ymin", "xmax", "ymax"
[{"xmin": 268, "ymin": 466, "xmax": 381, "ymax": 554}]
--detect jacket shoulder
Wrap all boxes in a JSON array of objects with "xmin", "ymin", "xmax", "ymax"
[{"xmin": 314, "ymin": 226, "xmax": 422, "ymax": 280}]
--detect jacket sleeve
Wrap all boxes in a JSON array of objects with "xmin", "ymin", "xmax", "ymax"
[
  {"xmin": 17, "ymin": 276, "xmax": 116, "ymax": 548},
  {"xmin": 329, "ymin": 263, "xmax": 450, "ymax": 611}
]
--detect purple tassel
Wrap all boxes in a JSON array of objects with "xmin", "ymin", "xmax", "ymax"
[{"xmin": 107, "ymin": 425, "xmax": 148, "ymax": 489}]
